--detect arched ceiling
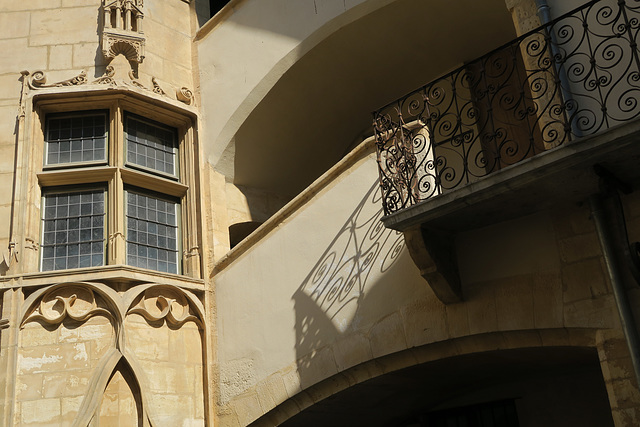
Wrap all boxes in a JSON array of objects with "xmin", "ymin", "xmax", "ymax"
[
  {"xmin": 233, "ymin": 0, "xmax": 516, "ymax": 198},
  {"xmin": 273, "ymin": 347, "xmax": 608, "ymax": 426}
]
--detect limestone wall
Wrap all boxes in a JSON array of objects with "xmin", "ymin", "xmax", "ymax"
[{"xmin": 0, "ymin": 1, "xmax": 210, "ymax": 425}]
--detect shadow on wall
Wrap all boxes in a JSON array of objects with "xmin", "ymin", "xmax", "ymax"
[{"xmin": 293, "ymin": 180, "xmax": 405, "ymax": 386}]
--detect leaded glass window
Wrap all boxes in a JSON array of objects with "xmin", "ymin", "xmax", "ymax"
[
  {"xmin": 125, "ymin": 114, "xmax": 178, "ymax": 177},
  {"xmin": 126, "ymin": 189, "xmax": 179, "ymax": 273},
  {"xmin": 41, "ymin": 189, "xmax": 106, "ymax": 271},
  {"xmin": 45, "ymin": 112, "xmax": 107, "ymax": 166}
]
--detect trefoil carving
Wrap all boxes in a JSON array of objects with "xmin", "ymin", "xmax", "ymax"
[
  {"xmin": 102, "ymin": 0, "xmax": 145, "ymax": 63},
  {"xmin": 22, "ymin": 285, "xmax": 113, "ymax": 327},
  {"xmin": 128, "ymin": 287, "xmax": 202, "ymax": 328}
]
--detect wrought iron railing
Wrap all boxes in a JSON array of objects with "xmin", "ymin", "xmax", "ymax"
[{"xmin": 374, "ymin": 0, "xmax": 640, "ymax": 215}]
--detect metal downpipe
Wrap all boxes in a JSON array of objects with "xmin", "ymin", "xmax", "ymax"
[{"xmin": 590, "ymin": 193, "xmax": 640, "ymax": 386}]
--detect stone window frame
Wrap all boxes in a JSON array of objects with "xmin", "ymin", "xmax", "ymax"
[{"xmin": 28, "ymin": 92, "xmax": 202, "ymax": 279}]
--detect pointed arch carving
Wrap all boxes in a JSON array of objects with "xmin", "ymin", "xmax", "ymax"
[
  {"xmin": 16, "ymin": 281, "xmax": 205, "ymax": 426},
  {"xmin": 73, "ymin": 348, "xmax": 158, "ymax": 427}
]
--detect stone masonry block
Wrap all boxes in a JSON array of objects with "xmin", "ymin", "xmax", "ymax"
[
  {"xmin": 15, "ymin": 373, "xmax": 44, "ymax": 400},
  {"xmin": 465, "ymin": 283, "xmax": 499, "ymax": 335},
  {"xmin": 42, "ymin": 372, "xmax": 90, "ymax": 398},
  {"xmin": 562, "ymin": 257, "xmax": 609, "ymax": 303},
  {"xmin": 559, "ymin": 232, "xmax": 601, "ymax": 263},
  {"xmin": 495, "ymin": 277, "xmax": 535, "ymax": 331},
  {"xmin": 48, "ymin": 45, "xmax": 73, "ymax": 71},
  {"xmin": 72, "ymin": 42, "xmax": 101, "ymax": 69},
  {"xmin": 401, "ymin": 296, "xmax": 448, "ymax": 348},
  {"xmin": 0, "ymin": 39, "xmax": 47, "ymax": 75},
  {"xmin": 533, "ymin": 272, "xmax": 564, "ymax": 328},
  {"xmin": 564, "ymin": 295, "xmax": 617, "ymax": 329},
  {"xmin": 60, "ymin": 395, "xmax": 84, "ymax": 424},
  {"xmin": 255, "ymin": 375, "xmax": 288, "ymax": 415},
  {"xmin": 368, "ymin": 313, "xmax": 407, "ymax": 359},
  {"xmin": 0, "ymin": 75, "xmax": 22, "ymax": 101},
  {"xmin": 600, "ymin": 356, "xmax": 635, "ymax": 383},
  {"xmin": 29, "ymin": 7, "xmax": 98, "ymax": 46},
  {"xmin": 20, "ymin": 323, "xmax": 57, "ymax": 347},
  {"xmin": 280, "ymin": 366, "xmax": 301, "ymax": 400},
  {"xmin": 538, "ymin": 328, "xmax": 570, "ymax": 347},
  {"xmin": 305, "ymin": 372, "xmax": 351, "ymax": 405},
  {"xmin": 551, "ymin": 205, "xmax": 595, "ymax": 239},
  {"xmin": 20, "ymin": 398, "xmax": 61, "ymax": 424},
  {"xmin": 0, "ymin": 0, "xmax": 61, "ymax": 12},
  {"xmin": 611, "ymin": 406, "xmax": 640, "ymax": 427},
  {"xmin": 332, "ymin": 333, "xmax": 372, "ymax": 372},
  {"xmin": 0, "ymin": 11, "xmax": 30, "ymax": 39},
  {"xmin": 446, "ymin": 302, "xmax": 470, "ymax": 338},
  {"xmin": 297, "ymin": 345, "xmax": 337, "ymax": 390}
]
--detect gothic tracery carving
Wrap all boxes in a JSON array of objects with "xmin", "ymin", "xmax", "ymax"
[
  {"xmin": 22, "ymin": 285, "xmax": 113, "ymax": 327},
  {"xmin": 127, "ymin": 287, "xmax": 202, "ymax": 328},
  {"xmin": 102, "ymin": 0, "xmax": 146, "ymax": 63}
]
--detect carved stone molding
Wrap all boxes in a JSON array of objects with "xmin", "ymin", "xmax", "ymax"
[
  {"xmin": 28, "ymin": 70, "xmax": 88, "ymax": 89},
  {"xmin": 22, "ymin": 69, "xmax": 194, "ymax": 107},
  {"xmin": 176, "ymin": 86, "xmax": 193, "ymax": 105},
  {"xmin": 127, "ymin": 287, "xmax": 202, "ymax": 328},
  {"xmin": 102, "ymin": 0, "xmax": 145, "ymax": 63},
  {"xmin": 21, "ymin": 285, "xmax": 113, "ymax": 327}
]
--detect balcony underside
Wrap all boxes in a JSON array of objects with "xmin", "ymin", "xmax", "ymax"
[{"xmin": 383, "ymin": 119, "xmax": 640, "ymax": 303}]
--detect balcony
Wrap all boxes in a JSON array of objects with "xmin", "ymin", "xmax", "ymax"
[{"xmin": 373, "ymin": 0, "xmax": 640, "ymax": 302}]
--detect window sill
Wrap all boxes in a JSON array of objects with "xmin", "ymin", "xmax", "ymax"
[
  {"xmin": 0, "ymin": 265, "xmax": 205, "ymax": 290},
  {"xmin": 38, "ymin": 166, "xmax": 118, "ymax": 186}
]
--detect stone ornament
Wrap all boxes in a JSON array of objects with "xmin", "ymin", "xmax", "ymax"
[
  {"xmin": 176, "ymin": 87, "xmax": 194, "ymax": 105},
  {"xmin": 21, "ymin": 285, "xmax": 112, "ymax": 327},
  {"xmin": 102, "ymin": 0, "xmax": 145, "ymax": 63},
  {"xmin": 18, "ymin": 281, "xmax": 205, "ymax": 425},
  {"xmin": 28, "ymin": 70, "xmax": 88, "ymax": 89},
  {"xmin": 128, "ymin": 286, "xmax": 203, "ymax": 328},
  {"xmin": 22, "ymin": 69, "xmax": 193, "ymax": 105}
]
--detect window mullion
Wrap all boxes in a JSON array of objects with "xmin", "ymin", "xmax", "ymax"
[
  {"xmin": 181, "ymin": 125, "xmax": 201, "ymax": 278},
  {"xmin": 109, "ymin": 105, "xmax": 126, "ymax": 265}
]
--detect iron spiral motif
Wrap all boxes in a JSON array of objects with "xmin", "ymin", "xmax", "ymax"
[{"xmin": 375, "ymin": 0, "xmax": 640, "ymax": 215}]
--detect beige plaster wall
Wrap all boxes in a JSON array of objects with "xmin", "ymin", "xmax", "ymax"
[
  {"xmin": 195, "ymin": 0, "xmax": 393, "ymax": 168},
  {"xmin": 213, "ymin": 151, "xmax": 424, "ymax": 423},
  {"xmin": 212, "ymin": 146, "xmax": 640, "ymax": 425}
]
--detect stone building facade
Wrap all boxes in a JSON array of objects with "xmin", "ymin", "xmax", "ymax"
[{"xmin": 1, "ymin": 0, "xmax": 640, "ymax": 426}]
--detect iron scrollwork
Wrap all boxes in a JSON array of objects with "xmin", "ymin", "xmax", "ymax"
[{"xmin": 375, "ymin": 0, "xmax": 640, "ymax": 215}]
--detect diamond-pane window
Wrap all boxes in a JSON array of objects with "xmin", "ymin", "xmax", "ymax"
[
  {"xmin": 45, "ymin": 112, "xmax": 107, "ymax": 166},
  {"xmin": 126, "ymin": 189, "xmax": 179, "ymax": 274},
  {"xmin": 125, "ymin": 114, "xmax": 178, "ymax": 177},
  {"xmin": 41, "ymin": 189, "xmax": 106, "ymax": 271}
]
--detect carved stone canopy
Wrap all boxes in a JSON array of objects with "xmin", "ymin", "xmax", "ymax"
[{"xmin": 102, "ymin": 0, "xmax": 145, "ymax": 63}]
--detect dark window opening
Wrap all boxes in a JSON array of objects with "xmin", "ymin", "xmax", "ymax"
[
  {"xmin": 229, "ymin": 221, "xmax": 262, "ymax": 249},
  {"xmin": 210, "ymin": 0, "xmax": 231, "ymax": 17}
]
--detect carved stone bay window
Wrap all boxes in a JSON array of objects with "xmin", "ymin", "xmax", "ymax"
[{"xmin": 33, "ymin": 93, "xmax": 201, "ymax": 279}]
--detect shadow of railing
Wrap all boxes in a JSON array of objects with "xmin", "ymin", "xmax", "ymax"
[{"xmin": 293, "ymin": 180, "xmax": 404, "ymax": 381}]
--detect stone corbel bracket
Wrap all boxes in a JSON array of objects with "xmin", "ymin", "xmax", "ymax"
[{"xmin": 404, "ymin": 225, "xmax": 462, "ymax": 304}]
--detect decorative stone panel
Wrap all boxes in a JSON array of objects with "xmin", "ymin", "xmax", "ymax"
[{"xmin": 102, "ymin": 0, "xmax": 145, "ymax": 63}]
